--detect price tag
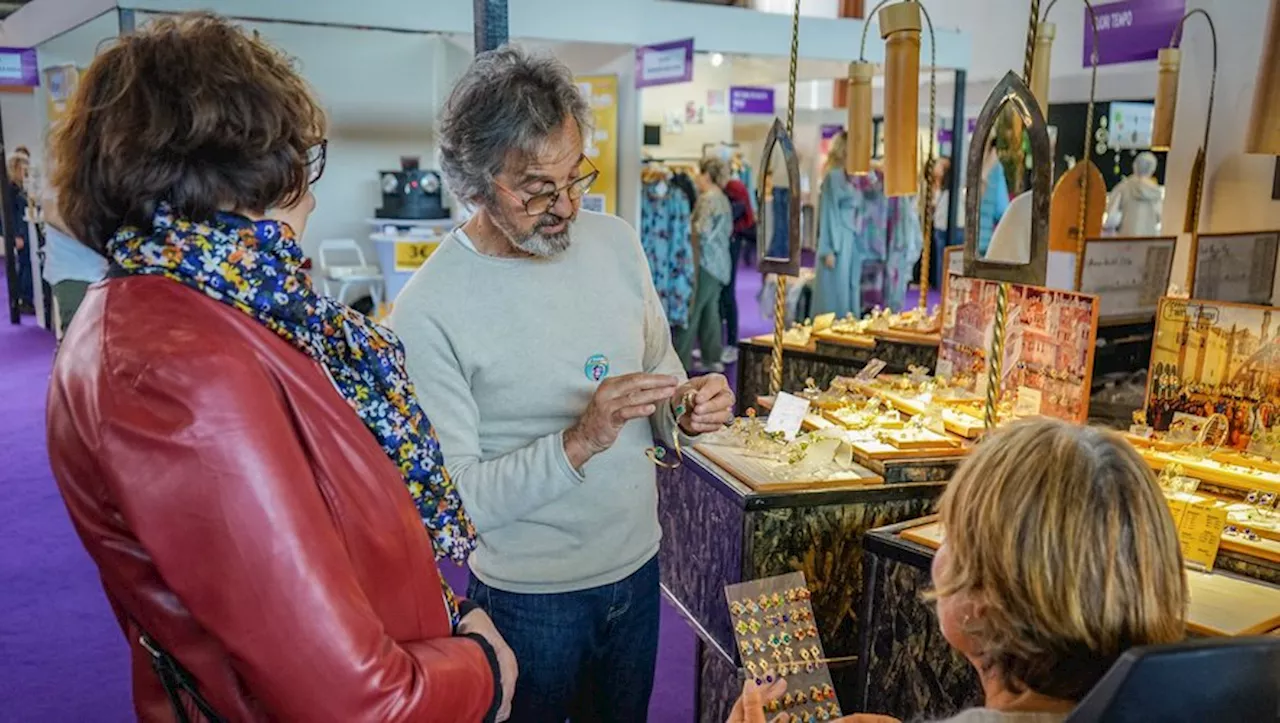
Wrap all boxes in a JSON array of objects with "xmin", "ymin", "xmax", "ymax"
[
  {"xmin": 1168, "ymin": 499, "xmax": 1228, "ymax": 571},
  {"xmin": 394, "ymin": 241, "xmax": 440, "ymax": 272},
  {"xmin": 1014, "ymin": 387, "xmax": 1042, "ymax": 417},
  {"xmin": 764, "ymin": 392, "xmax": 811, "ymax": 442},
  {"xmin": 855, "ymin": 358, "xmax": 888, "ymax": 382}
]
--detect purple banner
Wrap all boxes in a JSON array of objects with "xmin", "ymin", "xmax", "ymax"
[
  {"xmin": 1084, "ymin": 0, "xmax": 1186, "ymax": 67},
  {"xmin": 729, "ymin": 86, "xmax": 774, "ymax": 115},
  {"xmin": 938, "ymin": 128, "xmax": 954, "ymax": 144},
  {"xmin": 0, "ymin": 48, "xmax": 38, "ymax": 87},
  {"xmin": 821, "ymin": 124, "xmax": 844, "ymax": 140},
  {"xmin": 635, "ymin": 38, "xmax": 694, "ymax": 89}
]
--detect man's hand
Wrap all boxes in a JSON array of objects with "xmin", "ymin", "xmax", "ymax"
[
  {"xmin": 457, "ymin": 607, "xmax": 518, "ymax": 722},
  {"xmin": 564, "ymin": 373, "xmax": 678, "ymax": 469},
  {"xmin": 823, "ymin": 253, "xmax": 836, "ymax": 270},
  {"xmin": 675, "ymin": 373, "xmax": 734, "ymax": 436}
]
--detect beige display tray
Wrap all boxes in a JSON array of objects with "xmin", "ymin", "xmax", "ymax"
[
  {"xmin": 898, "ymin": 520, "xmax": 1280, "ymax": 637},
  {"xmin": 1131, "ymin": 445, "xmax": 1280, "ymax": 497},
  {"xmin": 867, "ymin": 327, "xmax": 942, "ymax": 347},
  {"xmin": 758, "ymin": 397, "xmax": 969, "ymax": 462},
  {"xmin": 748, "ymin": 334, "xmax": 816, "ymax": 352},
  {"xmin": 693, "ymin": 441, "xmax": 883, "ymax": 492},
  {"xmin": 851, "ymin": 382, "xmax": 986, "ymax": 439},
  {"xmin": 811, "ymin": 328, "xmax": 878, "ymax": 349}
]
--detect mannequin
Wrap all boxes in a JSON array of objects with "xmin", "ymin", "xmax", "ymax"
[
  {"xmin": 1105, "ymin": 151, "xmax": 1163, "ymax": 236},
  {"xmin": 814, "ymin": 133, "xmax": 881, "ymax": 318}
]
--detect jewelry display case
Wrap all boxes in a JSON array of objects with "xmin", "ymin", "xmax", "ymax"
[
  {"xmin": 854, "ymin": 516, "xmax": 1280, "ymax": 722},
  {"xmin": 656, "ymin": 450, "xmax": 946, "ymax": 723}
]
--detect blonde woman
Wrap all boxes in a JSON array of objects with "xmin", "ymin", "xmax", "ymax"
[{"xmin": 732, "ymin": 419, "xmax": 1188, "ymax": 722}]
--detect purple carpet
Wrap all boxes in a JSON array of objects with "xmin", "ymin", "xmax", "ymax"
[{"xmin": 0, "ymin": 278, "xmax": 697, "ymax": 722}]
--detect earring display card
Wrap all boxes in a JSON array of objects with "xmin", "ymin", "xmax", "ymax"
[{"xmin": 725, "ymin": 572, "xmax": 843, "ymax": 721}]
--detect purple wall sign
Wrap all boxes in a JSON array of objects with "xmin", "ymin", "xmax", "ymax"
[
  {"xmin": 821, "ymin": 124, "xmax": 845, "ymax": 139},
  {"xmin": 938, "ymin": 128, "xmax": 954, "ymax": 144},
  {"xmin": 635, "ymin": 38, "xmax": 694, "ymax": 89},
  {"xmin": 1084, "ymin": 0, "xmax": 1186, "ymax": 67},
  {"xmin": 729, "ymin": 86, "xmax": 775, "ymax": 115},
  {"xmin": 0, "ymin": 48, "xmax": 38, "ymax": 87}
]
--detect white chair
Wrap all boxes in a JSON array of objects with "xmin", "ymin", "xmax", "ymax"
[{"xmin": 317, "ymin": 239, "xmax": 384, "ymax": 311}]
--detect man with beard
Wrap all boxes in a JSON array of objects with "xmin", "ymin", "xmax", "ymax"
[{"xmin": 389, "ymin": 46, "xmax": 735, "ymax": 723}]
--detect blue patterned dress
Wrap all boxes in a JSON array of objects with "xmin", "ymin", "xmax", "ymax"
[{"xmin": 640, "ymin": 181, "xmax": 695, "ymax": 328}]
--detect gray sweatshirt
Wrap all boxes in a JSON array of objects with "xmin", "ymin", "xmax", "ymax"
[{"xmin": 389, "ymin": 210, "xmax": 689, "ymax": 594}]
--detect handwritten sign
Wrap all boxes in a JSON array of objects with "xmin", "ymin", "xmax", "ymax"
[
  {"xmin": 1168, "ymin": 498, "xmax": 1227, "ymax": 571},
  {"xmin": 1079, "ymin": 237, "xmax": 1176, "ymax": 320},
  {"xmin": 764, "ymin": 392, "xmax": 811, "ymax": 441},
  {"xmin": 1193, "ymin": 231, "xmax": 1280, "ymax": 304},
  {"xmin": 394, "ymin": 241, "xmax": 439, "ymax": 272}
]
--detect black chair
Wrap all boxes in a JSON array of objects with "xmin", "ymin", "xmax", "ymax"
[{"xmin": 1066, "ymin": 637, "xmax": 1280, "ymax": 723}]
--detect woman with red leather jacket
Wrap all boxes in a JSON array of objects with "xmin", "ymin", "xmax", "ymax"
[{"xmin": 44, "ymin": 13, "xmax": 514, "ymax": 722}]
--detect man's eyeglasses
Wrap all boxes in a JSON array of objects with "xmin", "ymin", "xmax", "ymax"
[
  {"xmin": 307, "ymin": 139, "xmax": 328, "ymax": 186},
  {"xmin": 497, "ymin": 157, "xmax": 599, "ymax": 216}
]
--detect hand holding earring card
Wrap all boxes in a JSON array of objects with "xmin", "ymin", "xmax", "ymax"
[{"xmin": 725, "ymin": 572, "xmax": 843, "ymax": 721}]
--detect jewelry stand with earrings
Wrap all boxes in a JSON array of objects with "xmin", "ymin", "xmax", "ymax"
[{"xmin": 726, "ymin": 572, "xmax": 842, "ymax": 722}]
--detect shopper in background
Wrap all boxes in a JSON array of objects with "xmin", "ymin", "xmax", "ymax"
[
  {"xmin": 730, "ymin": 419, "xmax": 1188, "ymax": 723},
  {"xmin": 39, "ymin": 194, "xmax": 107, "ymax": 336},
  {"xmin": 977, "ymin": 137, "xmax": 1009, "ymax": 257},
  {"xmin": 391, "ymin": 46, "xmax": 735, "ymax": 723},
  {"xmin": 930, "ymin": 156, "xmax": 953, "ymax": 289},
  {"xmin": 7, "ymin": 152, "xmax": 34, "ymax": 313},
  {"xmin": 676, "ymin": 157, "xmax": 734, "ymax": 373},
  {"xmin": 45, "ymin": 13, "xmax": 510, "ymax": 722},
  {"xmin": 720, "ymin": 165, "xmax": 756, "ymax": 364}
]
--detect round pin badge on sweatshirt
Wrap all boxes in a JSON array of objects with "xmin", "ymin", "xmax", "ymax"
[{"xmin": 584, "ymin": 354, "xmax": 610, "ymax": 382}]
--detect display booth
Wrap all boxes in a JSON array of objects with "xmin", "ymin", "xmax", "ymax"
[{"xmin": 658, "ymin": 1, "xmax": 1280, "ymax": 721}]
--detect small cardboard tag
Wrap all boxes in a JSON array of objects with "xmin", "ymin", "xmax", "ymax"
[
  {"xmin": 764, "ymin": 392, "xmax": 811, "ymax": 442},
  {"xmin": 1014, "ymin": 387, "xmax": 1042, "ymax": 417}
]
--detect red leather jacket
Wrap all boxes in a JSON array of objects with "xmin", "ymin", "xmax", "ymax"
[{"xmin": 46, "ymin": 277, "xmax": 497, "ymax": 722}]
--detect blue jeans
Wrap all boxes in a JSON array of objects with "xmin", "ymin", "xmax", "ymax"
[{"xmin": 468, "ymin": 556, "xmax": 660, "ymax": 723}]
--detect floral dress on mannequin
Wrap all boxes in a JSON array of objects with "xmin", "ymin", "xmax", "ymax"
[{"xmin": 640, "ymin": 176, "xmax": 694, "ymax": 328}]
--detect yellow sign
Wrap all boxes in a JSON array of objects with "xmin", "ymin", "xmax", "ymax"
[
  {"xmin": 575, "ymin": 75, "xmax": 618, "ymax": 215},
  {"xmin": 394, "ymin": 241, "xmax": 439, "ymax": 272},
  {"xmin": 1167, "ymin": 498, "xmax": 1228, "ymax": 571}
]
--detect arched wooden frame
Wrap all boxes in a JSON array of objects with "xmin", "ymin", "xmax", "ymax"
[
  {"xmin": 756, "ymin": 118, "xmax": 803, "ymax": 278},
  {"xmin": 962, "ymin": 71, "xmax": 1053, "ymax": 286}
]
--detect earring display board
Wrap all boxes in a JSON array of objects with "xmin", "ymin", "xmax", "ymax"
[
  {"xmin": 725, "ymin": 572, "xmax": 843, "ymax": 721},
  {"xmin": 1191, "ymin": 231, "xmax": 1280, "ymax": 305},
  {"xmin": 938, "ymin": 276, "xmax": 1100, "ymax": 423}
]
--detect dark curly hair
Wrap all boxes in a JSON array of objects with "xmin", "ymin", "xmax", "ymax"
[{"xmin": 50, "ymin": 12, "xmax": 326, "ymax": 252}]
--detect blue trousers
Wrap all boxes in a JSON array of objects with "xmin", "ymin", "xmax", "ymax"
[{"xmin": 468, "ymin": 556, "xmax": 660, "ymax": 723}]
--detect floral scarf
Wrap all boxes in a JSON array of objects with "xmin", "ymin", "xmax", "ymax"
[{"xmin": 109, "ymin": 204, "xmax": 475, "ymax": 624}]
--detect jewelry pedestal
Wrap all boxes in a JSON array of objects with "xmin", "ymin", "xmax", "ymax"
[
  {"xmin": 656, "ymin": 449, "xmax": 946, "ymax": 723},
  {"xmin": 855, "ymin": 517, "xmax": 1280, "ymax": 723},
  {"xmin": 735, "ymin": 336, "xmax": 940, "ymax": 417}
]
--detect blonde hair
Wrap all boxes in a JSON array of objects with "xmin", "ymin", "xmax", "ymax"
[
  {"xmin": 699, "ymin": 156, "xmax": 730, "ymax": 187},
  {"xmin": 824, "ymin": 131, "xmax": 847, "ymax": 175},
  {"xmin": 933, "ymin": 419, "xmax": 1187, "ymax": 700}
]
